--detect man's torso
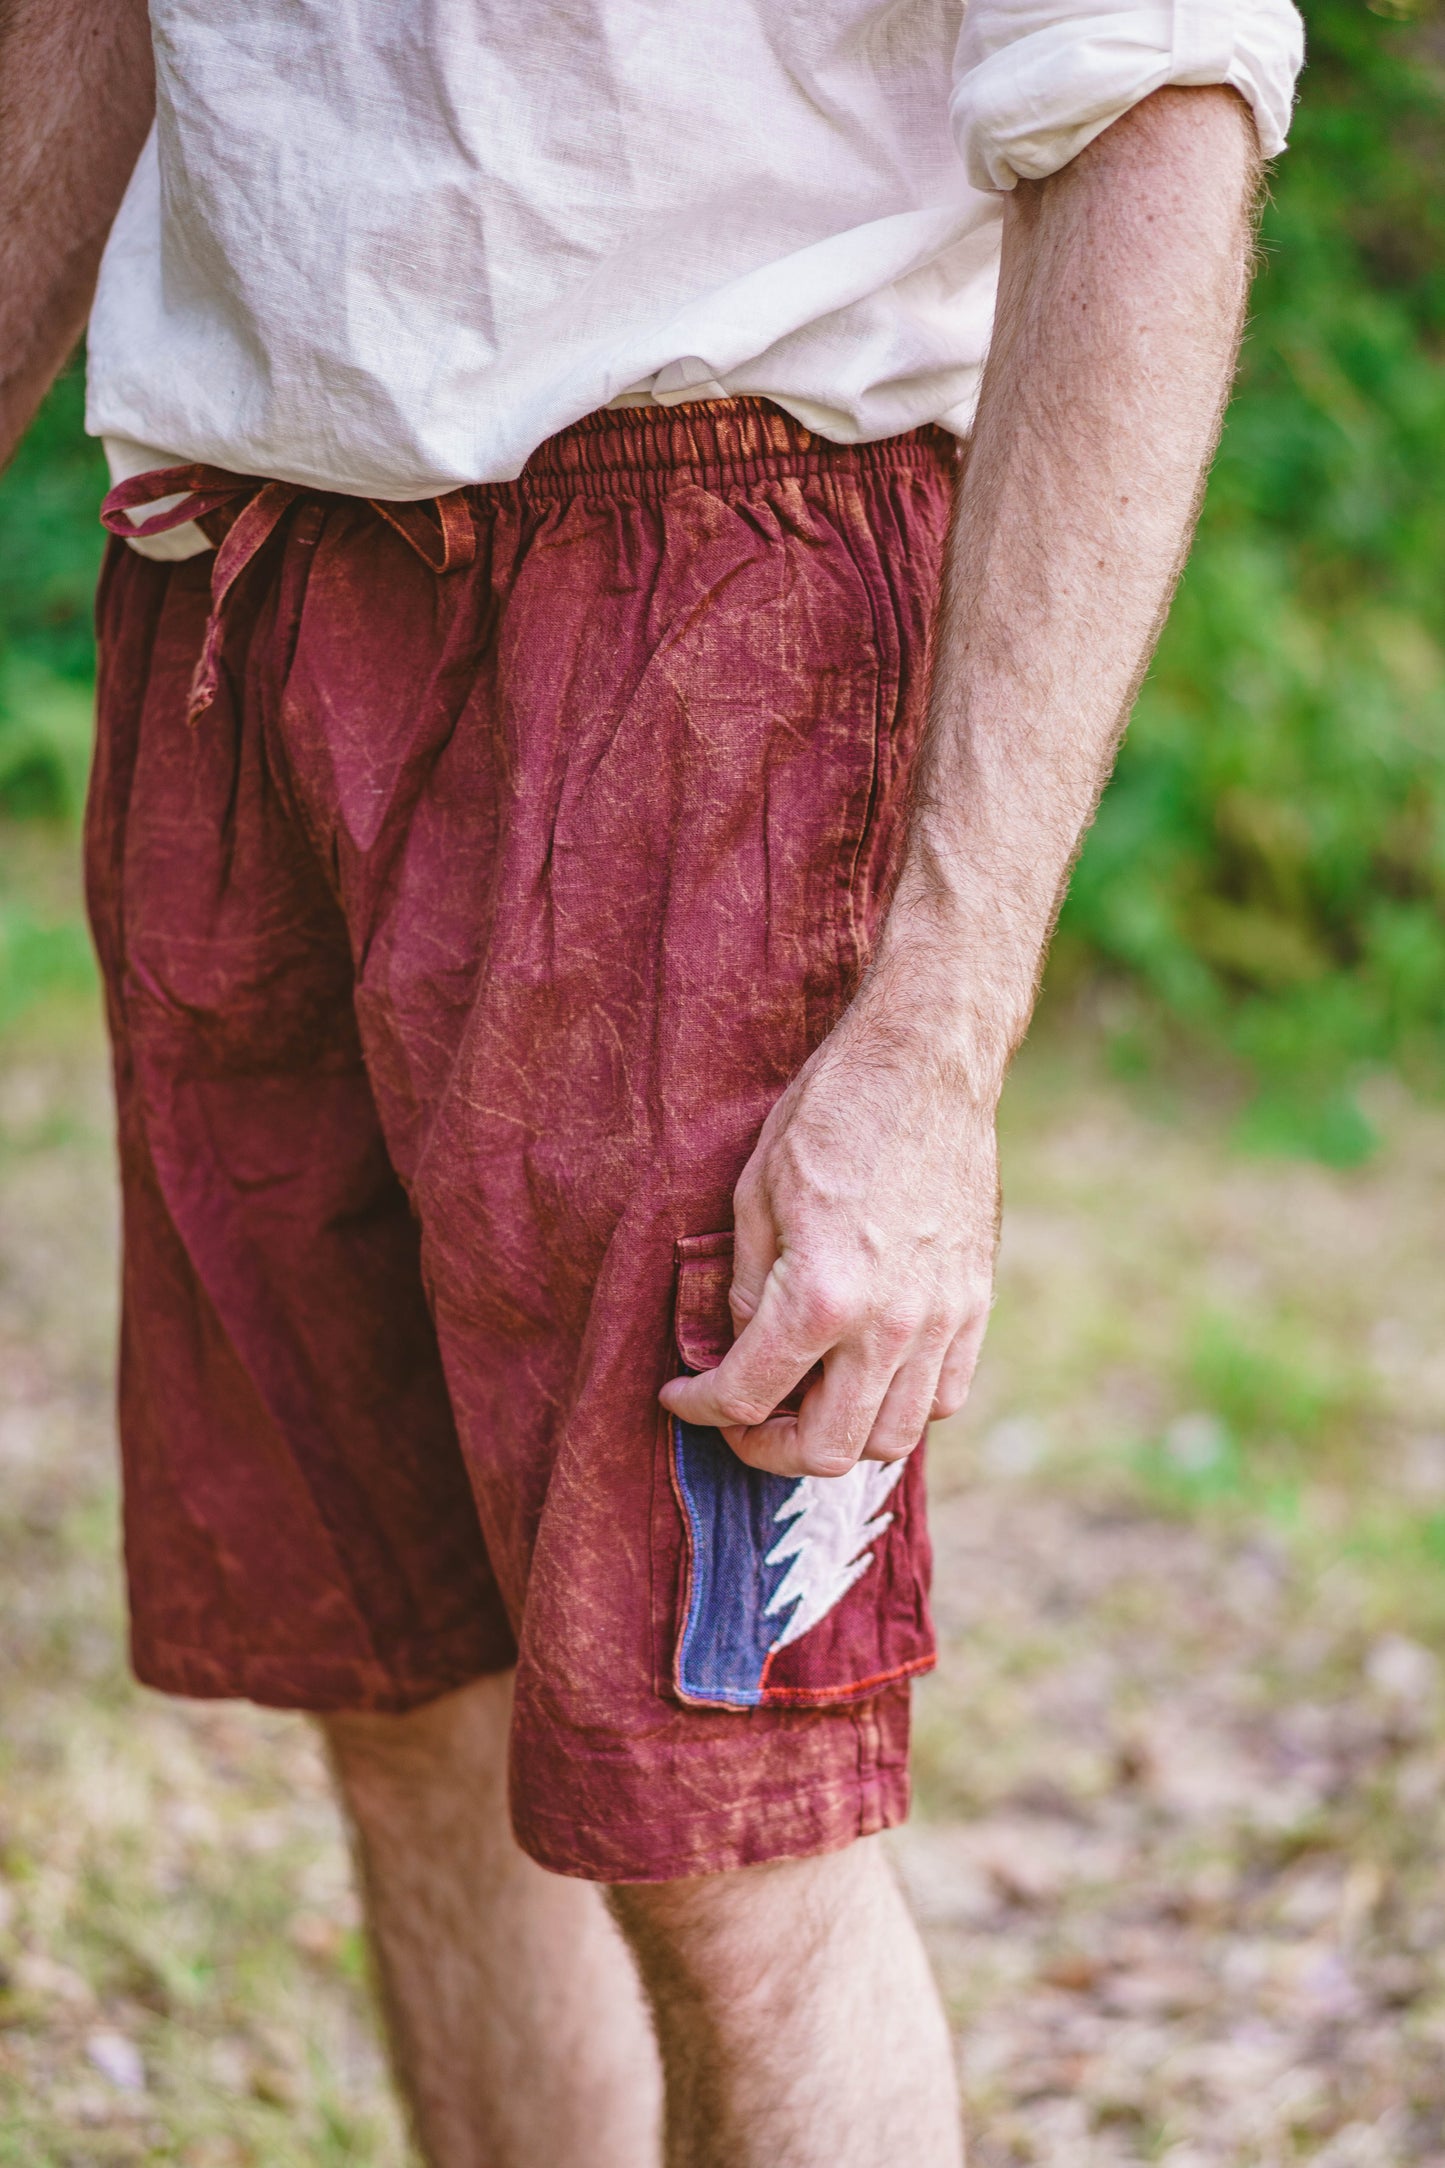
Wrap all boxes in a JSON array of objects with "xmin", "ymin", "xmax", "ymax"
[{"xmin": 89, "ymin": 0, "xmax": 997, "ymax": 500}]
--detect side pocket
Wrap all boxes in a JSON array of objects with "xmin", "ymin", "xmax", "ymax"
[{"xmin": 668, "ymin": 1234, "xmax": 937, "ymax": 1712}]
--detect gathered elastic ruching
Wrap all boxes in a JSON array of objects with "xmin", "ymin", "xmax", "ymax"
[{"xmin": 98, "ymin": 401, "xmax": 957, "ymax": 726}]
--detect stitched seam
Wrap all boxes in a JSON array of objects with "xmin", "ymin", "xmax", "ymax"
[
  {"xmin": 670, "ymin": 1417, "xmax": 763, "ymax": 1708},
  {"xmin": 758, "ymin": 1652, "xmax": 936, "ymax": 1708}
]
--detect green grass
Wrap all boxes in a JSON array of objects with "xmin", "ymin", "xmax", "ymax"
[
  {"xmin": 0, "ymin": 820, "xmax": 98, "ymax": 1039},
  {"xmin": 2, "ymin": 842, "xmax": 1444, "ymax": 2158},
  {"xmin": 0, "ymin": 904, "xmax": 97, "ymax": 1033}
]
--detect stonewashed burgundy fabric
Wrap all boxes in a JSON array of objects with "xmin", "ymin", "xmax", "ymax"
[{"xmin": 88, "ymin": 400, "xmax": 956, "ymax": 1882}]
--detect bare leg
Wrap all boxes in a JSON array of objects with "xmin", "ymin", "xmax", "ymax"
[
  {"xmin": 323, "ymin": 1671, "xmax": 663, "ymax": 2168},
  {"xmin": 610, "ymin": 1835, "xmax": 962, "ymax": 2168}
]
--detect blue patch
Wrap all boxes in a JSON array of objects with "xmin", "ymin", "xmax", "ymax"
[{"xmin": 672, "ymin": 1418, "xmax": 798, "ymax": 1707}]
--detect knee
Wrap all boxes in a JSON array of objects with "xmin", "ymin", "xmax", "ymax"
[
  {"xmin": 606, "ymin": 1875, "xmax": 700, "ymax": 1978},
  {"xmin": 607, "ymin": 1848, "xmax": 843, "ymax": 2002},
  {"xmin": 321, "ymin": 1669, "xmax": 515, "ymax": 1813}
]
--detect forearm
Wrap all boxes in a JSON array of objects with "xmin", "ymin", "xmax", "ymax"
[
  {"xmin": 662, "ymin": 86, "xmax": 1269, "ymax": 1472},
  {"xmin": 872, "ymin": 85, "xmax": 1260, "ymax": 1092},
  {"xmin": 0, "ymin": 0, "xmax": 154, "ymax": 468}
]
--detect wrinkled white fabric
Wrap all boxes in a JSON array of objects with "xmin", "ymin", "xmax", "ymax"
[
  {"xmin": 953, "ymin": 0, "xmax": 1302, "ymax": 191},
  {"xmin": 87, "ymin": 0, "xmax": 1303, "ymax": 509}
]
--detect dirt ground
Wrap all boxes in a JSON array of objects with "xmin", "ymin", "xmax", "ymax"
[{"xmin": 3, "ymin": 881, "xmax": 1444, "ymax": 2163}]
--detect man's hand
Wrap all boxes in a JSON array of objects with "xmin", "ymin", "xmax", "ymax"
[
  {"xmin": 661, "ymin": 85, "xmax": 1261, "ymax": 1477},
  {"xmin": 661, "ymin": 951, "xmax": 999, "ymax": 1478}
]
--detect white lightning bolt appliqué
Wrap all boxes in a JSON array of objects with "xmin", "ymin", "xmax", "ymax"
[{"xmin": 763, "ymin": 1460, "xmax": 906, "ymax": 1652}]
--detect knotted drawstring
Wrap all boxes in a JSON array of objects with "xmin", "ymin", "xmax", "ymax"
[{"xmin": 101, "ymin": 468, "xmax": 477, "ymax": 725}]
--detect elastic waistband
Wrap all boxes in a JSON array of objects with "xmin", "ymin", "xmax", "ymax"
[
  {"xmin": 100, "ymin": 400, "xmax": 958, "ymax": 728},
  {"xmin": 507, "ymin": 398, "xmax": 958, "ymax": 500}
]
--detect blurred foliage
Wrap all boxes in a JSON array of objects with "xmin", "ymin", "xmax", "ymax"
[
  {"xmin": 0, "ymin": 904, "xmax": 96, "ymax": 1034},
  {"xmin": 1, "ymin": 1, "xmax": 1443, "ymax": 1154},
  {"xmin": 0, "ymin": 363, "xmax": 108, "ymax": 1024},
  {"xmin": 0, "ymin": 363, "xmax": 108, "ymax": 701},
  {"xmin": 1055, "ymin": 0, "xmax": 1445, "ymax": 1159},
  {"xmin": 1131, "ymin": 1296, "xmax": 1374, "ymax": 1522}
]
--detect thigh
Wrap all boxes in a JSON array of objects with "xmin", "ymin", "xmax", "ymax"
[{"xmin": 88, "ymin": 539, "xmax": 512, "ymax": 1710}]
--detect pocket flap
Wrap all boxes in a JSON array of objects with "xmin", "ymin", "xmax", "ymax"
[
  {"xmin": 673, "ymin": 1231, "xmax": 821, "ymax": 1411},
  {"xmin": 673, "ymin": 1232, "xmax": 736, "ymax": 1372}
]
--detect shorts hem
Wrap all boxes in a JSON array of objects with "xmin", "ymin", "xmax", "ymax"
[
  {"xmin": 131, "ymin": 1628, "xmax": 515, "ymax": 1715},
  {"xmin": 514, "ymin": 1763, "xmax": 912, "ymax": 1884},
  {"xmin": 678, "ymin": 1651, "xmax": 938, "ymax": 1711}
]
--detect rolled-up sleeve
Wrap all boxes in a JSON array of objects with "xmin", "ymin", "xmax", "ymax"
[{"xmin": 951, "ymin": 0, "xmax": 1306, "ymax": 192}]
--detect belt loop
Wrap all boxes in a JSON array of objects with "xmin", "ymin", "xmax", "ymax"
[
  {"xmin": 367, "ymin": 490, "xmax": 476, "ymax": 574},
  {"xmin": 436, "ymin": 490, "xmax": 476, "ymax": 572}
]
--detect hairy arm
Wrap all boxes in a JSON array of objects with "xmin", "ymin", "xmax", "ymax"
[
  {"xmin": 663, "ymin": 84, "xmax": 1260, "ymax": 1475},
  {"xmin": 0, "ymin": 0, "xmax": 154, "ymax": 469}
]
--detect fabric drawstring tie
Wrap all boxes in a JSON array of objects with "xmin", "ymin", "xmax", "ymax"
[{"xmin": 101, "ymin": 468, "xmax": 477, "ymax": 725}]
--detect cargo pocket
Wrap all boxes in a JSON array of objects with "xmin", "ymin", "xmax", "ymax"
[{"xmin": 668, "ymin": 1232, "xmax": 937, "ymax": 1711}]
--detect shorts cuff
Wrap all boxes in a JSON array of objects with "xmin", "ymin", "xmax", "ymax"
[
  {"xmin": 131, "ymin": 1624, "xmax": 515, "ymax": 1715},
  {"xmin": 514, "ymin": 1762, "xmax": 912, "ymax": 1883}
]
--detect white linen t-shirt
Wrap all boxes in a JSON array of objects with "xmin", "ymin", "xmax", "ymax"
[{"xmin": 87, "ymin": 0, "xmax": 1305, "ymax": 527}]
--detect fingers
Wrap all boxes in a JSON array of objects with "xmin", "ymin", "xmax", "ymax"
[
  {"xmin": 787, "ymin": 1344, "xmax": 900, "ymax": 1477},
  {"xmin": 658, "ymin": 1257, "xmax": 834, "ymax": 1440},
  {"xmin": 663, "ymin": 1339, "xmax": 899, "ymax": 1482},
  {"xmin": 859, "ymin": 1348, "xmax": 946, "ymax": 1464},
  {"xmin": 657, "ymin": 1211, "xmax": 994, "ymax": 1479},
  {"xmin": 787, "ymin": 1339, "xmax": 951, "ymax": 1474},
  {"xmin": 662, "ymin": 1303, "xmax": 959, "ymax": 1481},
  {"xmin": 929, "ymin": 1314, "xmax": 988, "ymax": 1420}
]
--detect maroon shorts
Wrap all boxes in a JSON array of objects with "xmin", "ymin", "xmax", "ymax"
[{"xmin": 87, "ymin": 399, "xmax": 955, "ymax": 1881}]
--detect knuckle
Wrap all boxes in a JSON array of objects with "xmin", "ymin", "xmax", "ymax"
[
  {"xmin": 870, "ymin": 1436, "xmax": 919, "ymax": 1464},
  {"xmin": 918, "ymin": 1310, "xmax": 955, "ymax": 1354},
  {"xmin": 933, "ymin": 1363, "xmax": 975, "ymax": 1413},
  {"xmin": 798, "ymin": 1444, "xmax": 862, "ymax": 1480},
  {"xmin": 792, "ymin": 1275, "xmax": 854, "ymax": 1339},
  {"xmin": 873, "ymin": 1304, "xmax": 923, "ymax": 1355},
  {"xmin": 944, "ymin": 1340, "xmax": 982, "ymax": 1389},
  {"xmin": 723, "ymin": 1437, "xmax": 772, "ymax": 1475},
  {"xmin": 716, "ymin": 1392, "xmax": 773, "ymax": 1428}
]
